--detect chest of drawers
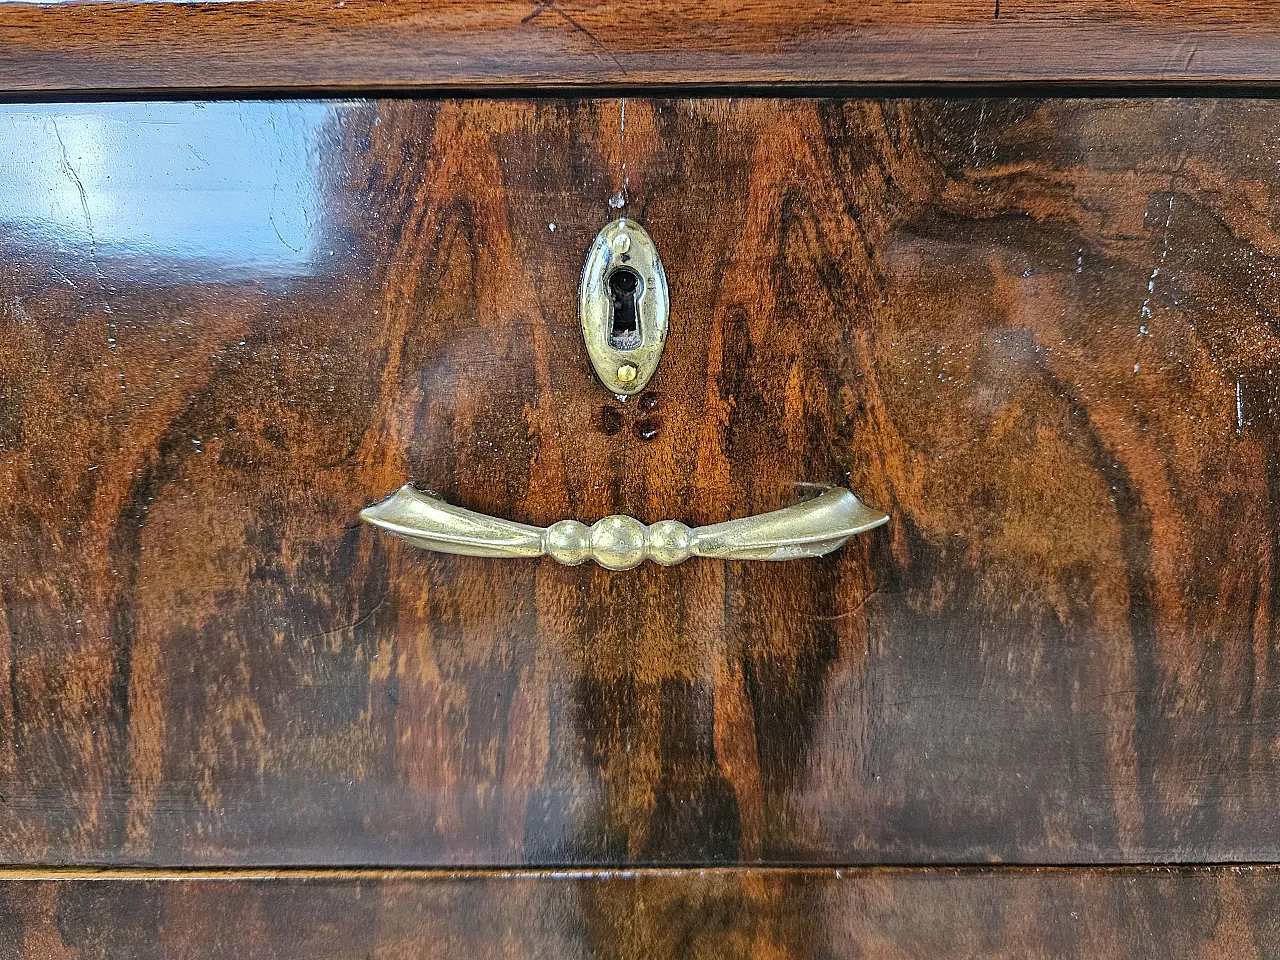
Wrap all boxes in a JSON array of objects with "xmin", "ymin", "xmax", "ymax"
[{"xmin": 1, "ymin": 4, "xmax": 1280, "ymax": 957}]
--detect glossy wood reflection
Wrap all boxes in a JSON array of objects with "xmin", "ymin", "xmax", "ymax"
[
  {"xmin": 1, "ymin": 867, "xmax": 1278, "ymax": 958},
  {"xmin": 1, "ymin": 98, "xmax": 1280, "ymax": 867}
]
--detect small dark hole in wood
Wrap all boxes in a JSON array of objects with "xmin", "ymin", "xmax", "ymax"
[
  {"xmin": 634, "ymin": 415, "xmax": 662, "ymax": 441},
  {"xmin": 607, "ymin": 267, "xmax": 642, "ymax": 350}
]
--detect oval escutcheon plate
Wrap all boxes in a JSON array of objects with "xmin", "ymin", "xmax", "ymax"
[{"xmin": 580, "ymin": 218, "xmax": 669, "ymax": 396}]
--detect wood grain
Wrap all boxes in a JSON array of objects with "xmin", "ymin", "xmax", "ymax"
[
  {"xmin": 2, "ymin": 97, "xmax": 1280, "ymax": 867},
  {"xmin": 4, "ymin": 1, "xmax": 1280, "ymax": 91},
  {"xmin": 1, "ymin": 867, "xmax": 1278, "ymax": 958}
]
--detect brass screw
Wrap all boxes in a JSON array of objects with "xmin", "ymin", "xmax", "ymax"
[
  {"xmin": 616, "ymin": 363, "xmax": 637, "ymax": 384},
  {"xmin": 610, "ymin": 233, "xmax": 631, "ymax": 255}
]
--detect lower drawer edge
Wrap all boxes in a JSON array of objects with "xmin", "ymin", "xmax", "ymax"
[{"xmin": 0, "ymin": 865, "xmax": 1276, "ymax": 958}]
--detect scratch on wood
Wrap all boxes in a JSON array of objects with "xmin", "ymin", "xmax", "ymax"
[{"xmin": 522, "ymin": 0, "xmax": 628, "ymax": 74}]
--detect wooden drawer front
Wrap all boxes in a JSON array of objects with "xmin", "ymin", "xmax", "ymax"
[{"xmin": 0, "ymin": 97, "xmax": 1275, "ymax": 867}]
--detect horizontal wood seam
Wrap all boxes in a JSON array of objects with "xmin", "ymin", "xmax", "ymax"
[
  {"xmin": 6, "ymin": 82, "xmax": 1280, "ymax": 102},
  {"xmin": 0, "ymin": 865, "xmax": 1277, "ymax": 882}
]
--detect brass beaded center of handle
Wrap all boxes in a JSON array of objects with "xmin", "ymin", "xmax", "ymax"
[{"xmin": 545, "ymin": 517, "xmax": 694, "ymax": 570}]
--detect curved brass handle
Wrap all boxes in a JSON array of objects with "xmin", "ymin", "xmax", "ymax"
[{"xmin": 360, "ymin": 486, "xmax": 889, "ymax": 570}]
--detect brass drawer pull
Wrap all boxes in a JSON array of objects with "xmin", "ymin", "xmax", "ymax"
[{"xmin": 360, "ymin": 486, "xmax": 888, "ymax": 570}]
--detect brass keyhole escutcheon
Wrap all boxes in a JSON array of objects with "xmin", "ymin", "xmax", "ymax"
[{"xmin": 580, "ymin": 218, "xmax": 669, "ymax": 396}]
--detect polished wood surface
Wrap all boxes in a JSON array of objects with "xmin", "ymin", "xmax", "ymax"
[
  {"xmin": 1, "ymin": 97, "xmax": 1279, "ymax": 867},
  {"xmin": 1, "ymin": 867, "xmax": 1278, "ymax": 957},
  {"xmin": 4, "ymin": 1, "xmax": 1280, "ymax": 91}
]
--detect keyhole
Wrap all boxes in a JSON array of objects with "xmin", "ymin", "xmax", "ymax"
[{"xmin": 608, "ymin": 268, "xmax": 643, "ymax": 350}]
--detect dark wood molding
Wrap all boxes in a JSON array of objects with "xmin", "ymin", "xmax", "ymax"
[
  {"xmin": 4, "ymin": 1, "xmax": 1280, "ymax": 93},
  {"xmin": 2, "ymin": 866, "xmax": 1279, "ymax": 957}
]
